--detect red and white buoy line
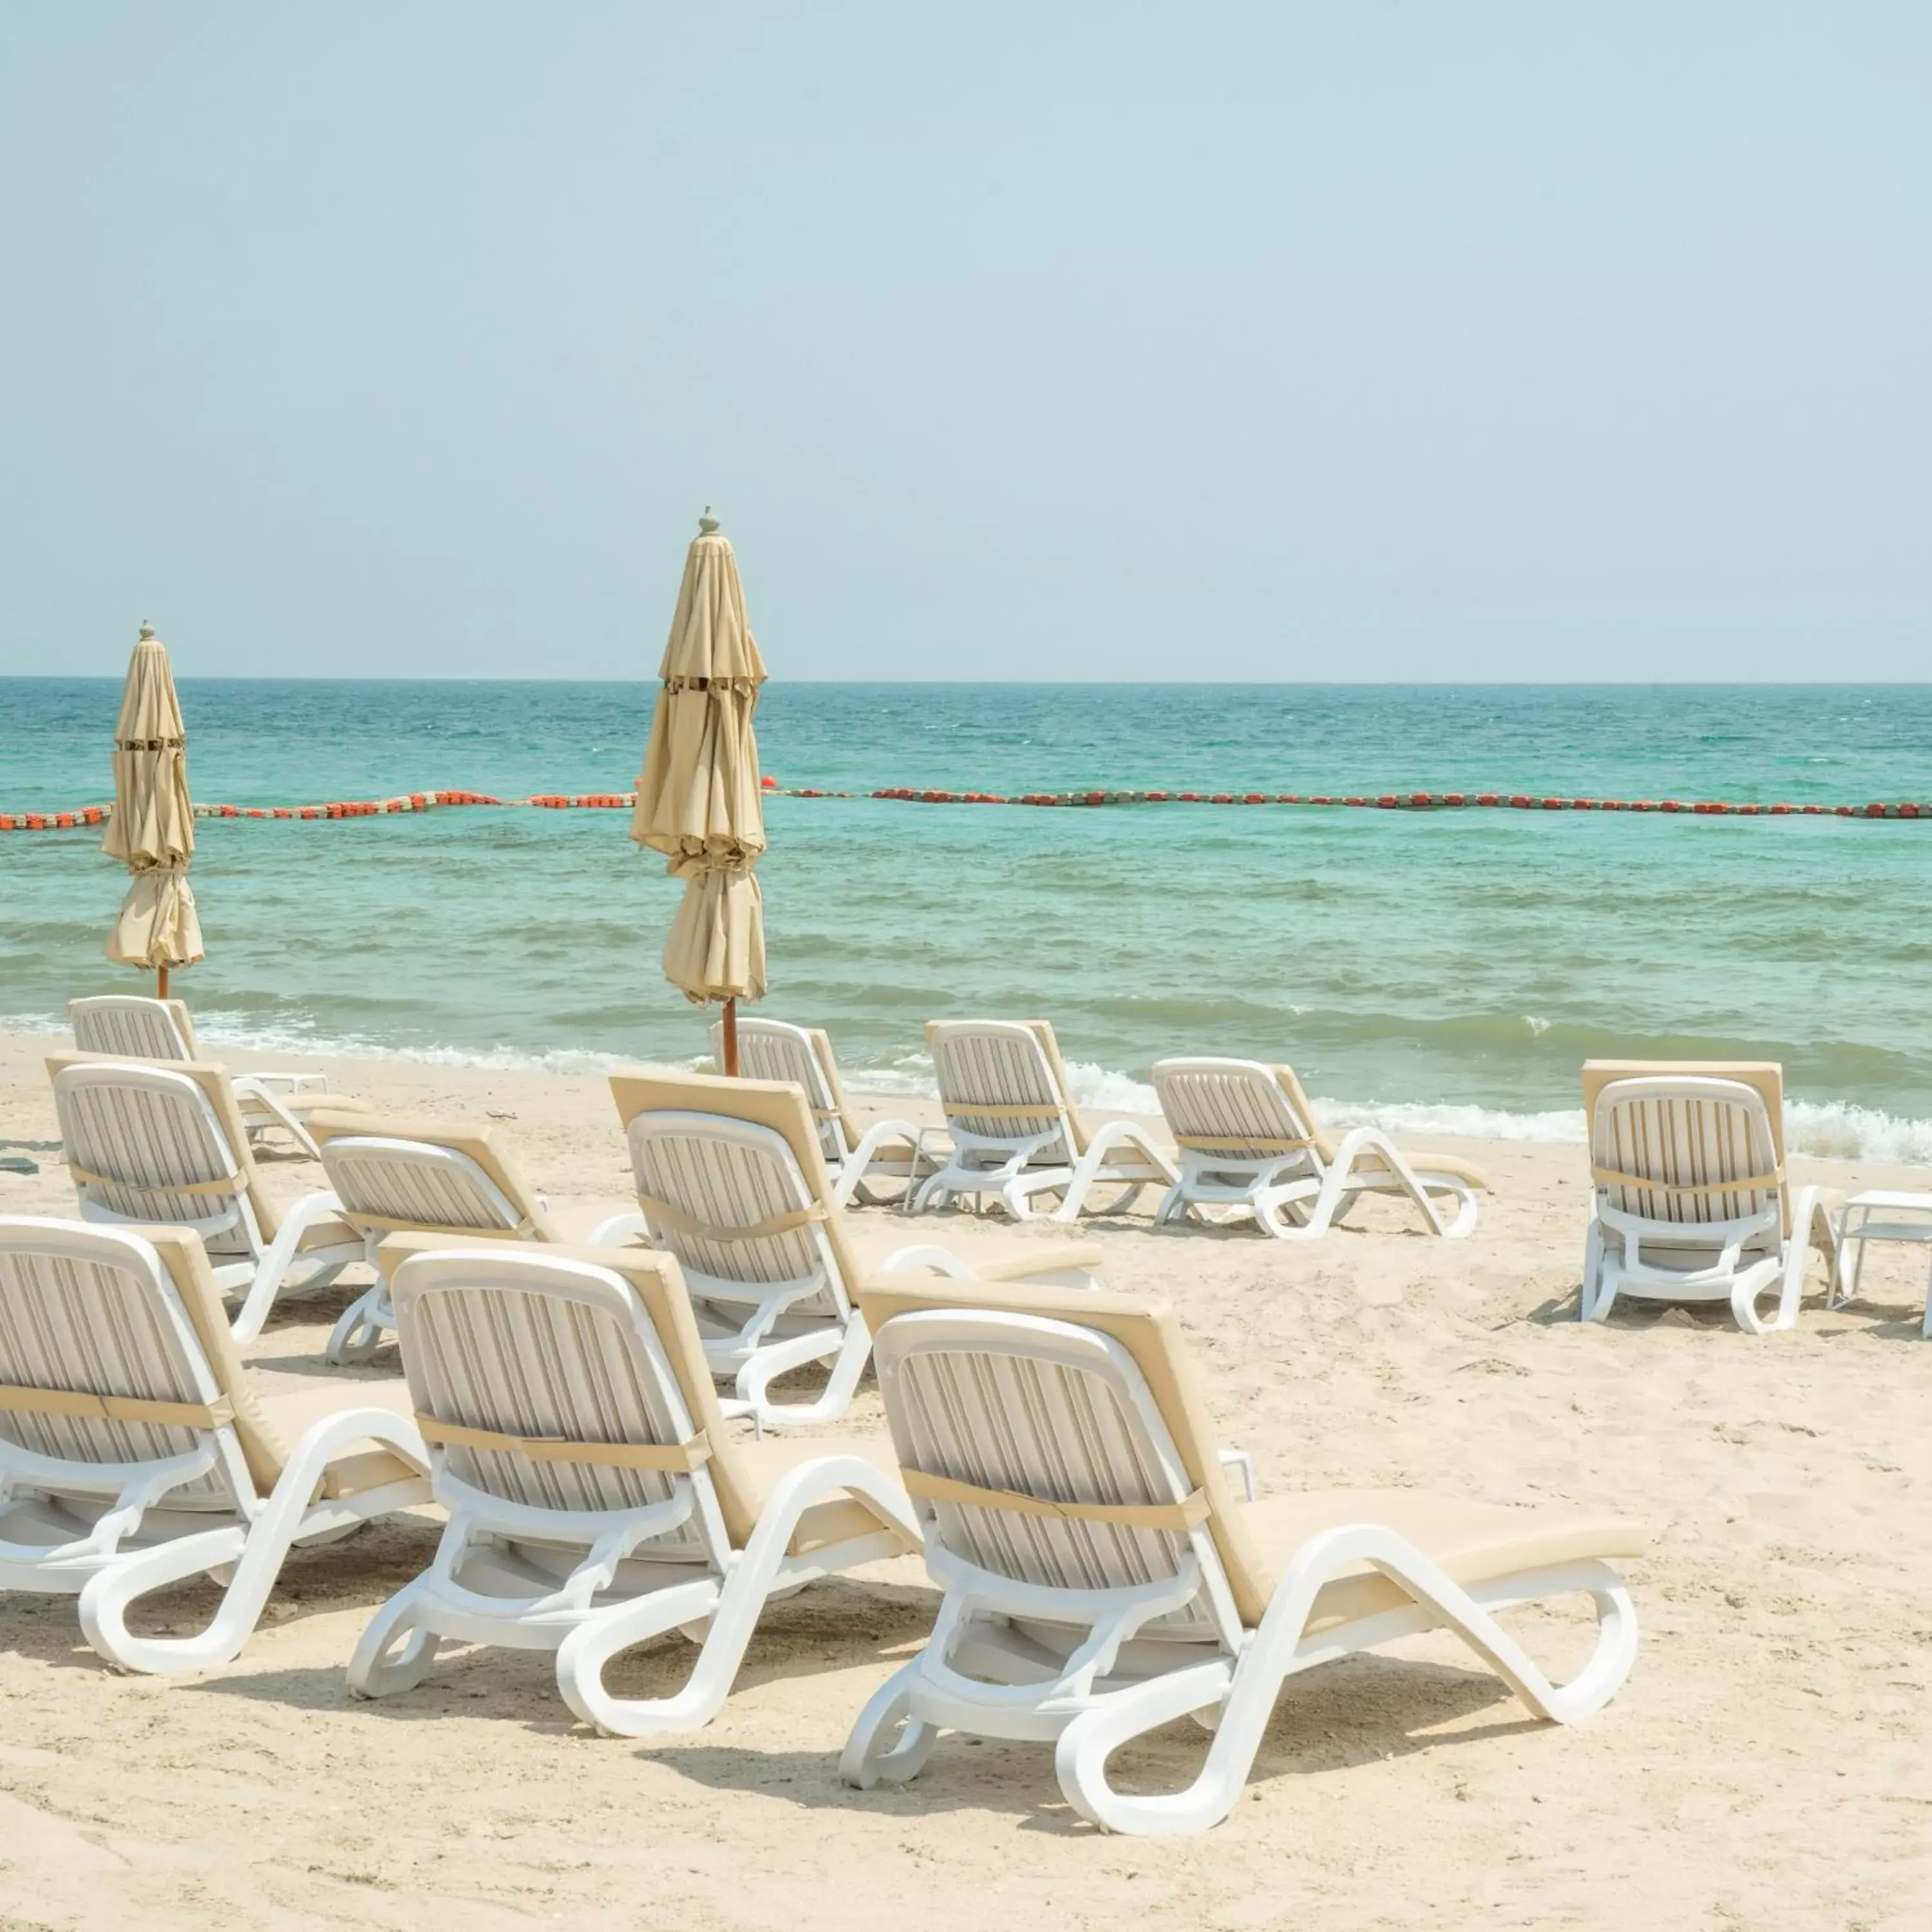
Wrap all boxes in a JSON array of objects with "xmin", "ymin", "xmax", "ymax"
[{"xmin": 4, "ymin": 784, "xmax": 1926, "ymax": 831}]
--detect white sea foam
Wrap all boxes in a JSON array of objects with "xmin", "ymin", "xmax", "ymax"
[
  {"xmin": 1785, "ymin": 1101, "xmax": 1932, "ymax": 1164},
  {"xmin": 10, "ymin": 1012, "xmax": 1929, "ymax": 1164},
  {"xmin": 1, "ymin": 1010, "xmax": 698, "ymax": 1081},
  {"xmin": 1316, "ymin": 1098, "xmax": 1587, "ymax": 1143}
]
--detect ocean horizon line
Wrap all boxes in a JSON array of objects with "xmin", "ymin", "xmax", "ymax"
[{"xmin": 6, "ymin": 673, "xmax": 1932, "ymax": 691}]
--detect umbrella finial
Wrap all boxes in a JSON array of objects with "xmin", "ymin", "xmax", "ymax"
[
  {"xmin": 697, "ymin": 506, "xmax": 719, "ymax": 535},
  {"xmin": 138, "ymin": 618, "xmax": 155, "ymax": 640}
]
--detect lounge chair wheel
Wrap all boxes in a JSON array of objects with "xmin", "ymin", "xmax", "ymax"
[{"xmin": 677, "ymin": 1616, "xmax": 714, "ymax": 1643}]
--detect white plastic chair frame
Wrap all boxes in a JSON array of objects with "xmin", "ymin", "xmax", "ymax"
[
  {"xmin": 52, "ymin": 1059, "xmax": 361, "ymax": 1342},
  {"xmin": 1150, "ymin": 1057, "xmax": 1477, "ymax": 1240},
  {"xmin": 346, "ymin": 1247, "xmax": 918, "ymax": 1737},
  {"xmin": 69, "ymin": 996, "xmax": 330, "ymax": 1157},
  {"xmin": 0, "ymin": 1218, "xmax": 429, "ymax": 1674},
  {"xmin": 842, "ymin": 1309, "xmax": 1638, "ymax": 1835},
  {"xmin": 1582, "ymin": 1075, "xmax": 1837, "ymax": 1333},
  {"xmin": 915, "ymin": 1021, "xmax": 1177, "ymax": 1224},
  {"xmin": 713, "ymin": 1017, "xmax": 927, "ymax": 1208}
]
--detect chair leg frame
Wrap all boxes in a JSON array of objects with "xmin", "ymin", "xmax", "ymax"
[
  {"xmin": 556, "ymin": 1454, "xmax": 919, "ymax": 1737},
  {"xmin": 1585, "ymin": 1193, "xmax": 1834, "ymax": 1333},
  {"xmin": 831, "ymin": 1117, "xmax": 929, "ymax": 1209},
  {"xmin": 229, "ymin": 1189, "xmax": 360, "ymax": 1343},
  {"xmin": 911, "ymin": 1130, "xmax": 1070, "ymax": 1220},
  {"xmin": 845, "ymin": 1526, "xmax": 1636, "ymax": 1837},
  {"xmin": 74, "ymin": 1407, "xmax": 430, "ymax": 1674},
  {"xmin": 1049, "ymin": 1122, "xmax": 1180, "ymax": 1224}
]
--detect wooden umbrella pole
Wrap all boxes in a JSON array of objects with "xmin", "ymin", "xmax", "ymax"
[
  {"xmin": 721, "ymin": 996, "xmax": 739, "ymax": 1077},
  {"xmin": 157, "ymin": 965, "xmax": 169, "ymax": 999}
]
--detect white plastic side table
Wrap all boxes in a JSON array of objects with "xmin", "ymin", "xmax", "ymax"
[{"xmin": 1831, "ymin": 1191, "xmax": 1932, "ymax": 1338}]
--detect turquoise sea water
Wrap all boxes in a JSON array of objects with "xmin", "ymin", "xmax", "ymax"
[{"xmin": 3, "ymin": 679, "xmax": 1929, "ymax": 1155}]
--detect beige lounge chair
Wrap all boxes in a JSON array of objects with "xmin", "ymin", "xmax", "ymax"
[
  {"xmin": 715, "ymin": 1016, "xmax": 928, "ymax": 1206},
  {"xmin": 47, "ymin": 1052, "xmax": 365, "ymax": 1341},
  {"xmin": 1151, "ymin": 1057, "xmax": 1484, "ymax": 1238},
  {"xmin": 914, "ymin": 1019, "xmax": 1177, "ymax": 1222},
  {"xmin": 68, "ymin": 995, "xmax": 345, "ymax": 1157},
  {"xmin": 595, "ymin": 1070, "xmax": 1102, "ymax": 1428},
  {"xmin": 1581, "ymin": 1061, "xmax": 1837, "ymax": 1332},
  {"xmin": 0, "ymin": 1216, "xmax": 429, "ymax": 1673},
  {"xmin": 842, "ymin": 1273, "xmax": 1645, "ymax": 1835},
  {"xmin": 299, "ymin": 1111, "xmax": 569, "ymax": 1363},
  {"xmin": 346, "ymin": 1233, "xmax": 920, "ymax": 1738}
]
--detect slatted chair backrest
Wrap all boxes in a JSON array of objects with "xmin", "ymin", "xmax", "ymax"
[
  {"xmin": 50, "ymin": 1060, "xmax": 259, "ymax": 1265},
  {"xmin": 869, "ymin": 1305, "xmax": 1245, "ymax": 1645},
  {"xmin": 0, "ymin": 1218, "xmax": 251, "ymax": 1507},
  {"xmin": 1151, "ymin": 1057, "xmax": 1321, "ymax": 1166},
  {"xmin": 926, "ymin": 1020, "xmax": 1076, "ymax": 1164},
  {"xmin": 69, "ymin": 996, "xmax": 196, "ymax": 1063},
  {"xmin": 388, "ymin": 1247, "xmax": 733, "ymax": 1564},
  {"xmin": 717, "ymin": 1018, "xmax": 848, "ymax": 1164},
  {"xmin": 321, "ymin": 1138, "xmax": 533, "ymax": 1242},
  {"xmin": 1586, "ymin": 1072, "xmax": 1785, "ymax": 1238},
  {"xmin": 620, "ymin": 1112, "xmax": 845, "ymax": 1321}
]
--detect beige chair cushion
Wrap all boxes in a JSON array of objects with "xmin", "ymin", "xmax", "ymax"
[
  {"xmin": 375, "ymin": 1233, "xmax": 914, "ymax": 1560},
  {"xmin": 255, "ymin": 1092, "xmax": 372, "ymax": 1120},
  {"xmin": 256, "ymin": 1378, "xmax": 426, "ymax": 1499},
  {"xmin": 846, "ymin": 1226, "xmax": 1104, "ymax": 1285},
  {"xmin": 1240, "ymin": 1488, "xmax": 1647, "ymax": 1634},
  {"xmin": 735, "ymin": 1433, "xmax": 909, "ymax": 1557},
  {"xmin": 307, "ymin": 1112, "xmax": 566, "ymax": 1241},
  {"xmin": 1019, "ymin": 1018, "xmax": 1088, "ymax": 1155},
  {"xmin": 137, "ymin": 1227, "xmax": 425, "ymax": 1500},
  {"xmin": 857, "ymin": 1275, "xmax": 1643, "ymax": 1632}
]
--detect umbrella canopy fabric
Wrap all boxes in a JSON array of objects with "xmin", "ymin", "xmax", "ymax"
[
  {"xmin": 104, "ymin": 621, "xmax": 203, "ymax": 972},
  {"xmin": 633, "ymin": 513, "xmax": 768, "ymax": 1005}
]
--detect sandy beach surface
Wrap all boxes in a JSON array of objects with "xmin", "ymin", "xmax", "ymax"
[{"xmin": 2, "ymin": 1028, "xmax": 1929, "ymax": 1931}]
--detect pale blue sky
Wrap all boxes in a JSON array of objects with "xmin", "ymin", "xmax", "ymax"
[{"xmin": 1, "ymin": 3, "xmax": 1926, "ymax": 681}]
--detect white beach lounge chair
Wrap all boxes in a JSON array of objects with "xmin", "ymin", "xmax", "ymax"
[
  {"xmin": 69, "ymin": 995, "xmax": 340, "ymax": 1158},
  {"xmin": 48, "ymin": 1052, "xmax": 366, "ymax": 1342},
  {"xmin": 593, "ymin": 1070, "xmax": 1103, "ymax": 1430},
  {"xmin": 914, "ymin": 1020, "xmax": 1178, "ymax": 1222},
  {"xmin": 0, "ymin": 1217, "xmax": 429, "ymax": 1674},
  {"xmin": 841, "ymin": 1274, "xmax": 1645, "ymax": 1835},
  {"xmin": 296, "ymin": 1111, "xmax": 569, "ymax": 1365},
  {"xmin": 1150, "ymin": 1057, "xmax": 1484, "ymax": 1239},
  {"xmin": 714, "ymin": 1016, "xmax": 927, "ymax": 1207},
  {"xmin": 346, "ymin": 1233, "xmax": 920, "ymax": 1737},
  {"xmin": 1580, "ymin": 1061, "xmax": 1839, "ymax": 1333}
]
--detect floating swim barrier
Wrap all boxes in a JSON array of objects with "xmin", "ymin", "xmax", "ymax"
[
  {"xmin": 3, "ymin": 786, "xmax": 1923, "ymax": 829},
  {"xmin": 864, "ymin": 788, "xmax": 1926, "ymax": 819}
]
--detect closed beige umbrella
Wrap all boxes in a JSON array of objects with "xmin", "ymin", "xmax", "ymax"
[
  {"xmin": 632, "ymin": 509, "xmax": 768, "ymax": 1072},
  {"xmin": 103, "ymin": 620, "xmax": 202, "ymax": 995}
]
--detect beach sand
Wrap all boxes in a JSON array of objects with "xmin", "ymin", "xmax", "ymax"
[{"xmin": 1, "ymin": 1030, "xmax": 1929, "ymax": 1929}]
